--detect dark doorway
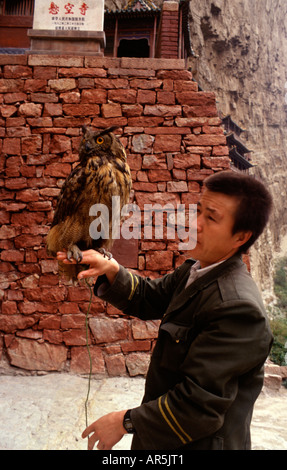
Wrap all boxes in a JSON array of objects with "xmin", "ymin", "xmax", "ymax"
[{"xmin": 117, "ymin": 38, "xmax": 149, "ymax": 58}]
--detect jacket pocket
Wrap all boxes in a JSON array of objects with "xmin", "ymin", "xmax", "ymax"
[{"xmin": 158, "ymin": 322, "xmax": 193, "ymax": 372}]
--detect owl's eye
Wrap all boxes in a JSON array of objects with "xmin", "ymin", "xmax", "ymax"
[{"xmin": 96, "ymin": 137, "xmax": 104, "ymax": 144}]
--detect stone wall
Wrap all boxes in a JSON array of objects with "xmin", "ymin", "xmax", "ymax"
[{"xmin": 0, "ymin": 54, "xmax": 230, "ymax": 376}]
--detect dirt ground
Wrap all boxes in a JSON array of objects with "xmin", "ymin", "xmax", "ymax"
[{"xmin": 0, "ymin": 374, "xmax": 286, "ymax": 451}]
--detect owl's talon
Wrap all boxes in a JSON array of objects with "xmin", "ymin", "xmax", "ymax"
[
  {"xmin": 67, "ymin": 245, "xmax": 83, "ymax": 263},
  {"xmin": 97, "ymin": 248, "xmax": 113, "ymax": 260}
]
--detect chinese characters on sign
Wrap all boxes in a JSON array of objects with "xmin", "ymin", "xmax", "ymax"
[
  {"xmin": 32, "ymin": 0, "xmax": 104, "ymax": 33},
  {"xmin": 48, "ymin": 2, "xmax": 89, "ymax": 30}
]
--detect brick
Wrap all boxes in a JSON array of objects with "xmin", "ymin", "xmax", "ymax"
[
  {"xmin": 16, "ymin": 189, "xmax": 39, "ymax": 202},
  {"xmin": 157, "ymin": 91, "xmax": 175, "ymax": 104},
  {"xmin": 94, "ymin": 78, "xmax": 129, "ymax": 89},
  {"xmin": 48, "ymin": 135, "xmax": 72, "ymax": 154},
  {"xmin": 63, "ymin": 329, "xmax": 88, "ymax": 346},
  {"xmin": 24, "ymin": 79, "xmax": 47, "ymax": 92},
  {"xmin": 126, "ymin": 352, "xmax": 150, "ymax": 376},
  {"xmin": 131, "ymin": 319, "xmax": 160, "ymax": 340},
  {"xmin": 212, "ymin": 145, "xmax": 230, "ymax": 156},
  {"xmin": 6, "ymin": 127, "xmax": 31, "ymax": 138},
  {"xmin": 70, "ymin": 346, "xmax": 105, "ymax": 374},
  {"xmin": 148, "ymin": 169, "xmax": 171, "ymax": 182},
  {"xmin": 48, "ymin": 78, "xmax": 76, "ymax": 92},
  {"xmin": 91, "ymin": 116, "xmax": 127, "ymax": 128},
  {"xmin": 157, "ymin": 69, "xmax": 192, "ymax": 80},
  {"xmin": 4, "ymin": 176, "xmax": 27, "ymax": 189},
  {"xmin": 154, "ymin": 134, "xmax": 181, "ymax": 152},
  {"xmin": 63, "ymin": 104, "xmax": 100, "ymax": 116},
  {"xmin": 4, "ymin": 92, "xmax": 27, "ymax": 104},
  {"xmin": 101, "ymin": 103, "xmax": 122, "ymax": 118},
  {"xmin": 132, "ymin": 134, "xmax": 154, "ymax": 153},
  {"xmin": 137, "ymin": 90, "xmax": 156, "ymax": 104},
  {"xmin": 7, "ymin": 337, "xmax": 67, "ymax": 371},
  {"xmin": 33, "ymin": 66, "xmax": 57, "ymax": 79},
  {"xmin": 167, "ymin": 181, "xmax": 188, "ymax": 192},
  {"xmin": 43, "ymin": 103, "xmax": 62, "ymax": 116},
  {"xmin": 58, "ymin": 67, "xmax": 106, "ymax": 78},
  {"xmin": 89, "ymin": 317, "xmax": 128, "ymax": 344},
  {"xmin": 121, "ymin": 340, "xmax": 151, "ymax": 353},
  {"xmin": 4, "ymin": 65, "xmax": 32, "ymax": 79},
  {"xmin": 21, "ymin": 135, "xmax": 42, "ymax": 155},
  {"xmin": 108, "ymin": 67, "xmax": 155, "ymax": 78},
  {"xmin": 202, "ymin": 156, "xmax": 230, "ymax": 169},
  {"xmin": 108, "ymin": 89, "xmax": 137, "ymax": 103},
  {"xmin": 61, "ymin": 314, "xmax": 86, "ymax": 329},
  {"xmin": 130, "ymin": 78, "xmax": 162, "ymax": 89},
  {"xmin": 0, "ymin": 104, "xmax": 17, "ymax": 118},
  {"xmin": 135, "ymin": 191, "xmax": 180, "ymax": 209},
  {"xmin": 38, "ymin": 315, "xmax": 61, "ymax": 330},
  {"xmin": 185, "ymin": 134, "xmax": 226, "ymax": 146},
  {"xmin": 0, "ymin": 315, "xmax": 38, "ymax": 334},
  {"xmin": 133, "ymin": 182, "xmax": 158, "ymax": 192},
  {"xmin": 145, "ymin": 250, "xmax": 173, "ymax": 270},
  {"xmin": 187, "ymin": 169, "xmax": 214, "ymax": 181},
  {"xmin": 19, "ymin": 103, "xmax": 42, "ymax": 117},
  {"xmin": 28, "ymin": 55, "xmax": 84, "ymax": 67},
  {"xmin": 43, "ymin": 330, "xmax": 63, "ymax": 344},
  {"xmin": 144, "ymin": 127, "xmax": 191, "ymax": 135},
  {"xmin": 2, "ymin": 138, "xmax": 21, "ymax": 155},
  {"xmin": 128, "ymin": 116, "xmax": 164, "ymax": 127},
  {"xmin": 0, "ymin": 78, "xmax": 24, "ymax": 93},
  {"xmin": 2, "ymin": 300, "xmax": 17, "ymax": 315},
  {"xmin": 81, "ymin": 88, "xmax": 107, "ymax": 104},
  {"xmin": 30, "ymin": 93, "xmax": 58, "ymax": 103},
  {"xmin": 183, "ymin": 105, "xmax": 218, "ymax": 118},
  {"xmin": 144, "ymin": 104, "xmax": 182, "ymax": 117},
  {"xmin": 173, "ymin": 80, "xmax": 198, "ymax": 92},
  {"xmin": 173, "ymin": 153, "xmax": 201, "ymax": 169},
  {"xmin": 27, "ymin": 117, "xmax": 53, "ymax": 127},
  {"xmin": 105, "ymin": 354, "xmax": 126, "ymax": 376},
  {"xmin": 59, "ymin": 91, "xmax": 81, "ymax": 103},
  {"xmin": 25, "ymin": 287, "xmax": 66, "ymax": 302}
]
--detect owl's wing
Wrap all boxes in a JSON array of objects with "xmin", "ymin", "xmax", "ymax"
[{"xmin": 51, "ymin": 164, "xmax": 89, "ymax": 227}]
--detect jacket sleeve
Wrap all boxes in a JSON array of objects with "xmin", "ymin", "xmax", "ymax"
[
  {"xmin": 129, "ymin": 299, "xmax": 273, "ymax": 449},
  {"xmin": 94, "ymin": 263, "xmax": 189, "ymax": 321}
]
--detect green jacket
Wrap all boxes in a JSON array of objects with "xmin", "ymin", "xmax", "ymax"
[{"xmin": 95, "ymin": 254, "xmax": 273, "ymax": 450}]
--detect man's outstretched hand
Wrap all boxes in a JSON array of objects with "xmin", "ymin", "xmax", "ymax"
[{"xmin": 82, "ymin": 410, "xmax": 127, "ymax": 450}]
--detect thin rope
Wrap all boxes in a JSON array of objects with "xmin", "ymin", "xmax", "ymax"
[{"xmin": 84, "ymin": 280, "xmax": 93, "ymax": 429}]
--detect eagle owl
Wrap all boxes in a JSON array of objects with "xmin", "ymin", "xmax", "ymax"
[{"xmin": 46, "ymin": 126, "xmax": 132, "ymax": 282}]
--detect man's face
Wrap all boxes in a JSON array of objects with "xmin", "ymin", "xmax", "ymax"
[{"xmin": 189, "ymin": 190, "xmax": 248, "ymax": 268}]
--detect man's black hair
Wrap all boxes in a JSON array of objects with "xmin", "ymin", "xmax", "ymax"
[{"xmin": 204, "ymin": 170, "xmax": 273, "ymax": 253}]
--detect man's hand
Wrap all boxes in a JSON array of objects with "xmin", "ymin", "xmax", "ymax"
[
  {"xmin": 82, "ymin": 410, "xmax": 127, "ymax": 450},
  {"xmin": 56, "ymin": 249, "xmax": 119, "ymax": 284}
]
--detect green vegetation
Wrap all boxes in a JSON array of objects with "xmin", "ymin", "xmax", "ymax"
[{"xmin": 270, "ymin": 256, "xmax": 287, "ymax": 367}]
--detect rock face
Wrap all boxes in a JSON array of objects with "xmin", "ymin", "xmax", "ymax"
[{"xmin": 185, "ymin": 0, "xmax": 287, "ymax": 296}]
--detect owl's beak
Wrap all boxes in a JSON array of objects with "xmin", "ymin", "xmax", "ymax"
[{"xmin": 85, "ymin": 141, "xmax": 93, "ymax": 152}]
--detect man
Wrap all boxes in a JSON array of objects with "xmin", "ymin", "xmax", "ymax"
[{"xmin": 57, "ymin": 170, "xmax": 273, "ymax": 450}]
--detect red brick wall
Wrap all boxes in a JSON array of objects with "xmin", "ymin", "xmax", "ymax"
[{"xmin": 0, "ymin": 55, "xmax": 230, "ymax": 376}]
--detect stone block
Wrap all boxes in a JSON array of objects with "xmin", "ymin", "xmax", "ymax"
[
  {"xmin": 105, "ymin": 354, "xmax": 126, "ymax": 376},
  {"xmin": 7, "ymin": 337, "xmax": 67, "ymax": 371},
  {"xmin": 89, "ymin": 317, "xmax": 129, "ymax": 344},
  {"xmin": 126, "ymin": 352, "xmax": 150, "ymax": 376},
  {"xmin": 70, "ymin": 346, "xmax": 105, "ymax": 374}
]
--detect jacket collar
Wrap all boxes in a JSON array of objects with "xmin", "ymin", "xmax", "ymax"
[{"xmin": 164, "ymin": 254, "xmax": 244, "ymax": 319}]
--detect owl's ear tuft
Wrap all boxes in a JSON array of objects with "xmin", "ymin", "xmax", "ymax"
[{"xmin": 82, "ymin": 125, "xmax": 89, "ymax": 135}]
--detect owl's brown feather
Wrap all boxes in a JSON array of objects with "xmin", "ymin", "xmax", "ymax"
[{"xmin": 46, "ymin": 126, "xmax": 132, "ymax": 282}]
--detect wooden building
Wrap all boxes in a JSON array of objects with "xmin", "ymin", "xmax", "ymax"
[
  {"xmin": 0, "ymin": 0, "xmax": 196, "ymax": 59},
  {"xmin": 222, "ymin": 115, "xmax": 253, "ymax": 172}
]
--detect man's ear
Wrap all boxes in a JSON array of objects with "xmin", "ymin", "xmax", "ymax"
[{"xmin": 234, "ymin": 230, "xmax": 253, "ymax": 249}]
